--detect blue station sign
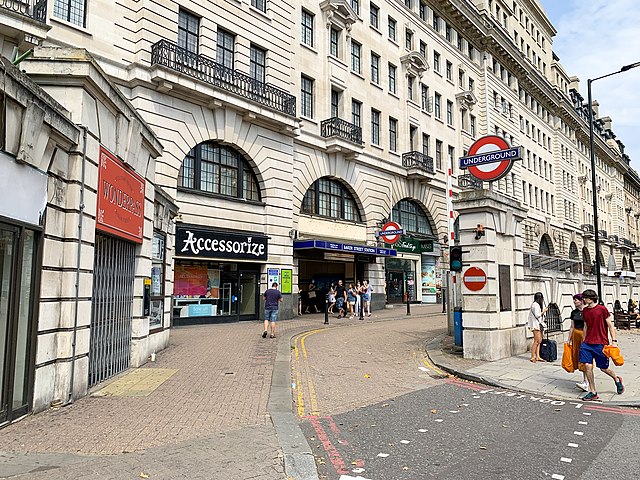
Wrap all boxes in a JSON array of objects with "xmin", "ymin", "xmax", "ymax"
[
  {"xmin": 293, "ymin": 240, "xmax": 397, "ymax": 257},
  {"xmin": 459, "ymin": 147, "xmax": 522, "ymax": 169}
]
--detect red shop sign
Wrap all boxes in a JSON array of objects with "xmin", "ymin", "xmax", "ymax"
[{"xmin": 96, "ymin": 147, "xmax": 145, "ymax": 243}]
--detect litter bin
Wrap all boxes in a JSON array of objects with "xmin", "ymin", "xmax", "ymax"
[{"xmin": 454, "ymin": 307, "xmax": 463, "ymax": 347}]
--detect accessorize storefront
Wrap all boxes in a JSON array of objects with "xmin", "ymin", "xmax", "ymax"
[{"xmin": 173, "ymin": 225, "xmax": 268, "ymax": 325}]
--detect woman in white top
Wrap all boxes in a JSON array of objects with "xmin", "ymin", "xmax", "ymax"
[{"xmin": 528, "ymin": 292, "xmax": 548, "ymax": 362}]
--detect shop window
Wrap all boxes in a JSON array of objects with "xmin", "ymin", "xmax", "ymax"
[
  {"xmin": 302, "ymin": 177, "xmax": 362, "ymax": 222},
  {"xmin": 150, "ymin": 232, "xmax": 165, "ymax": 330},
  {"xmin": 178, "ymin": 142, "xmax": 261, "ymax": 202},
  {"xmin": 392, "ymin": 199, "xmax": 433, "ymax": 235}
]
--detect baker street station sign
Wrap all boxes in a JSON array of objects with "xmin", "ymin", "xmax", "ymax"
[{"xmin": 394, "ymin": 237, "xmax": 434, "ymax": 254}]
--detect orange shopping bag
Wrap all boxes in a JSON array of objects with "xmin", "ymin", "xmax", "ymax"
[
  {"xmin": 603, "ymin": 345, "xmax": 625, "ymax": 366},
  {"xmin": 562, "ymin": 342, "xmax": 575, "ymax": 372}
]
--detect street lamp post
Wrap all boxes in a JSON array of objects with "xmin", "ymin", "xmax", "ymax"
[{"xmin": 588, "ymin": 61, "xmax": 640, "ymax": 300}]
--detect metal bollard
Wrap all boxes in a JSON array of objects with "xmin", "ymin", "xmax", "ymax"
[
  {"xmin": 442, "ymin": 289, "xmax": 446, "ymax": 313},
  {"xmin": 324, "ymin": 294, "xmax": 329, "ymax": 324},
  {"xmin": 406, "ymin": 293, "xmax": 411, "ymax": 316},
  {"xmin": 358, "ymin": 295, "xmax": 364, "ymax": 321}
]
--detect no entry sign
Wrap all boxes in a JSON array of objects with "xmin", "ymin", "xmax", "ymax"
[
  {"xmin": 376, "ymin": 221, "xmax": 404, "ymax": 244},
  {"xmin": 463, "ymin": 267, "xmax": 487, "ymax": 291},
  {"xmin": 459, "ymin": 136, "xmax": 522, "ymax": 182}
]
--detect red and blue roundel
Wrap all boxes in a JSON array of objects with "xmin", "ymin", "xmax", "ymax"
[{"xmin": 463, "ymin": 136, "xmax": 520, "ymax": 182}]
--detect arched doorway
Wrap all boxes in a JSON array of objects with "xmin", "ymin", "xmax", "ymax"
[
  {"xmin": 568, "ymin": 242, "xmax": 579, "ymax": 272},
  {"xmin": 622, "ymin": 256, "xmax": 628, "ymax": 271},
  {"xmin": 582, "ymin": 246, "xmax": 591, "ymax": 273},
  {"xmin": 387, "ymin": 199, "xmax": 438, "ymax": 304},
  {"xmin": 608, "ymin": 253, "xmax": 617, "ymax": 272},
  {"xmin": 539, "ymin": 234, "xmax": 554, "ymax": 256}
]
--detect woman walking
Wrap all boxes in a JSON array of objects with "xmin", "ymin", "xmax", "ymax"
[
  {"xmin": 528, "ymin": 292, "xmax": 548, "ymax": 362},
  {"xmin": 327, "ymin": 283, "xmax": 336, "ymax": 314},
  {"xmin": 347, "ymin": 283, "xmax": 357, "ymax": 318},
  {"xmin": 354, "ymin": 281, "xmax": 363, "ymax": 317},
  {"xmin": 568, "ymin": 293, "xmax": 589, "ymax": 391}
]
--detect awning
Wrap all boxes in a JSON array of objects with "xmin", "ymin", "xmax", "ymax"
[{"xmin": 294, "ymin": 240, "xmax": 397, "ymax": 257}]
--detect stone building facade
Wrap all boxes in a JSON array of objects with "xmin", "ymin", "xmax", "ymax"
[{"xmin": 1, "ymin": 0, "xmax": 639, "ymax": 418}]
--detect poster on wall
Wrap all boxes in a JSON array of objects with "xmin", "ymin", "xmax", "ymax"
[
  {"xmin": 174, "ymin": 264, "xmax": 208, "ymax": 297},
  {"xmin": 281, "ymin": 269, "xmax": 292, "ymax": 294},
  {"xmin": 268, "ymin": 268, "xmax": 280, "ymax": 287},
  {"xmin": 207, "ymin": 269, "xmax": 220, "ymax": 298}
]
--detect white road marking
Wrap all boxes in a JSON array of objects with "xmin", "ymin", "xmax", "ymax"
[
  {"xmin": 579, "ymin": 421, "xmax": 588, "ymax": 425},
  {"xmin": 400, "ymin": 440, "xmax": 410, "ymax": 444},
  {"xmin": 377, "ymin": 453, "xmax": 389, "ymax": 458},
  {"xmin": 434, "ymin": 419, "xmax": 444, "ymax": 422},
  {"xmin": 418, "ymin": 366, "xmax": 429, "ymax": 372},
  {"xmin": 418, "ymin": 429, "xmax": 428, "ymax": 432},
  {"xmin": 449, "ymin": 410, "xmax": 459, "ymax": 413},
  {"xmin": 568, "ymin": 443, "xmax": 579, "ymax": 448},
  {"xmin": 574, "ymin": 431, "xmax": 584, "ymax": 436},
  {"xmin": 462, "ymin": 403, "xmax": 469, "ymax": 406},
  {"xmin": 340, "ymin": 476, "xmax": 372, "ymax": 480},
  {"xmin": 473, "ymin": 395, "xmax": 480, "ymax": 398},
  {"xmin": 551, "ymin": 474, "xmax": 565, "ymax": 480},
  {"xmin": 583, "ymin": 412, "xmax": 591, "ymax": 416},
  {"xmin": 561, "ymin": 457, "xmax": 572, "ymax": 463},
  {"xmin": 352, "ymin": 468, "xmax": 365, "ymax": 474}
]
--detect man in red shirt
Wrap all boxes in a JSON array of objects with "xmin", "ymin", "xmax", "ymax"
[{"xmin": 578, "ymin": 289, "xmax": 624, "ymax": 401}]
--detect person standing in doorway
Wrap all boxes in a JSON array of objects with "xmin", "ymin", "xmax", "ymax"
[
  {"xmin": 579, "ymin": 289, "xmax": 624, "ymax": 401},
  {"xmin": 354, "ymin": 280, "xmax": 363, "ymax": 318},
  {"xmin": 567, "ymin": 293, "xmax": 589, "ymax": 391},
  {"xmin": 347, "ymin": 283, "xmax": 357, "ymax": 319},
  {"xmin": 327, "ymin": 283, "xmax": 336, "ymax": 314},
  {"xmin": 335, "ymin": 279, "xmax": 347, "ymax": 318},
  {"xmin": 263, "ymin": 282, "xmax": 283, "ymax": 339},
  {"xmin": 528, "ymin": 292, "xmax": 548, "ymax": 362}
]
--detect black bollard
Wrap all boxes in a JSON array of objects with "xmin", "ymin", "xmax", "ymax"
[
  {"xmin": 406, "ymin": 292, "xmax": 411, "ymax": 316},
  {"xmin": 359, "ymin": 295, "xmax": 364, "ymax": 321},
  {"xmin": 442, "ymin": 288, "xmax": 446, "ymax": 313},
  {"xmin": 324, "ymin": 294, "xmax": 329, "ymax": 324}
]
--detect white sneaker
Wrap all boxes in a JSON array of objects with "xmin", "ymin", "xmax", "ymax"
[{"xmin": 576, "ymin": 382, "xmax": 589, "ymax": 392}]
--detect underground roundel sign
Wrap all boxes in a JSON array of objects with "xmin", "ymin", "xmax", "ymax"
[
  {"xmin": 377, "ymin": 221, "xmax": 404, "ymax": 245},
  {"xmin": 459, "ymin": 136, "xmax": 522, "ymax": 182}
]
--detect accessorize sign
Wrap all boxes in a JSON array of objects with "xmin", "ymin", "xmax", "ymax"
[
  {"xmin": 176, "ymin": 225, "xmax": 268, "ymax": 261},
  {"xmin": 96, "ymin": 147, "xmax": 145, "ymax": 243}
]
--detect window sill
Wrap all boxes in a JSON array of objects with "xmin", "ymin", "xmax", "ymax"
[
  {"xmin": 370, "ymin": 81, "xmax": 383, "ymax": 91},
  {"xmin": 300, "ymin": 115, "xmax": 318, "ymax": 126},
  {"xmin": 249, "ymin": 6, "xmax": 270, "ymax": 21},
  {"xmin": 301, "ymin": 43, "xmax": 318, "ymax": 55},
  {"xmin": 50, "ymin": 16, "xmax": 93, "ymax": 36},
  {"xmin": 177, "ymin": 187, "xmax": 265, "ymax": 206},
  {"xmin": 388, "ymin": 38, "xmax": 400, "ymax": 48},
  {"xmin": 351, "ymin": 70, "xmax": 366, "ymax": 80},
  {"xmin": 388, "ymin": 91, "xmax": 400, "ymax": 100},
  {"xmin": 370, "ymin": 25, "xmax": 382, "ymax": 35}
]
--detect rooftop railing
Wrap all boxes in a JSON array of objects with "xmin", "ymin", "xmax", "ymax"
[{"xmin": 0, "ymin": 0, "xmax": 46, "ymax": 22}]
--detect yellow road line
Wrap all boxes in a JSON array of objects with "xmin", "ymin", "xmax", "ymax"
[
  {"xmin": 422, "ymin": 356, "xmax": 447, "ymax": 376},
  {"xmin": 292, "ymin": 329, "xmax": 325, "ymax": 417}
]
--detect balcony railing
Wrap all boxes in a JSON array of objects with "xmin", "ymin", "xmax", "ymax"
[
  {"xmin": 150, "ymin": 39, "xmax": 296, "ymax": 116},
  {"xmin": 581, "ymin": 223, "xmax": 594, "ymax": 234},
  {"xmin": 598, "ymin": 229, "xmax": 608, "ymax": 239},
  {"xmin": 320, "ymin": 117, "xmax": 363, "ymax": 145},
  {"xmin": 524, "ymin": 252, "xmax": 585, "ymax": 274},
  {"xmin": 402, "ymin": 151, "xmax": 435, "ymax": 174},
  {"xmin": 458, "ymin": 173, "xmax": 483, "ymax": 190},
  {"xmin": 0, "ymin": 0, "xmax": 46, "ymax": 22}
]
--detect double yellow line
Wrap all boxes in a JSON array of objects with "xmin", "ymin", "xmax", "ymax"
[{"xmin": 292, "ymin": 328, "xmax": 324, "ymax": 417}]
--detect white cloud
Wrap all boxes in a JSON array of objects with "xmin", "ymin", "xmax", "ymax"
[{"xmin": 548, "ymin": 0, "xmax": 640, "ymax": 170}]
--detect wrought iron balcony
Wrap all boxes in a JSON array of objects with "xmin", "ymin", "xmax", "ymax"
[
  {"xmin": 524, "ymin": 252, "xmax": 584, "ymax": 274},
  {"xmin": 598, "ymin": 229, "xmax": 608, "ymax": 239},
  {"xmin": 609, "ymin": 234, "xmax": 619, "ymax": 243},
  {"xmin": 320, "ymin": 117, "xmax": 363, "ymax": 145},
  {"xmin": 150, "ymin": 39, "xmax": 296, "ymax": 116},
  {"xmin": 581, "ymin": 224, "xmax": 594, "ymax": 235},
  {"xmin": 458, "ymin": 173, "xmax": 483, "ymax": 190},
  {"xmin": 402, "ymin": 151, "xmax": 435, "ymax": 174},
  {"xmin": 0, "ymin": 0, "xmax": 46, "ymax": 22}
]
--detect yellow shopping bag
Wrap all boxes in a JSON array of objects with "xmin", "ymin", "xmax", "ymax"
[
  {"xmin": 603, "ymin": 344, "xmax": 625, "ymax": 366},
  {"xmin": 562, "ymin": 342, "xmax": 575, "ymax": 372}
]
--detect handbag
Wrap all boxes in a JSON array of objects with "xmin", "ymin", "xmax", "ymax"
[
  {"xmin": 562, "ymin": 343, "xmax": 574, "ymax": 373},
  {"xmin": 308, "ymin": 290, "xmax": 316, "ymax": 299},
  {"xmin": 603, "ymin": 345, "xmax": 625, "ymax": 366}
]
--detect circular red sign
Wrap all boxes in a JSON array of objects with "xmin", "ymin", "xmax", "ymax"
[
  {"xmin": 466, "ymin": 136, "xmax": 514, "ymax": 182},
  {"xmin": 463, "ymin": 267, "xmax": 487, "ymax": 291},
  {"xmin": 380, "ymin": 221, "xmax": 402, "ymax": 244}
]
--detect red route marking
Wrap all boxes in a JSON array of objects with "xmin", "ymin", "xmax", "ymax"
[
  {"xmin": 445, "ymin": 378, "xmax": 485, "ymax": 390},
  {"xmin": 308, "ymin": 416, "xmax": 350, "ymax": 475},
  {"xmin": 585, "ymin": 404, "xmax": 640, "ymax": 416}
]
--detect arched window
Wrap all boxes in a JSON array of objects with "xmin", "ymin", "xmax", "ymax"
[
  {"xmin": 392, "ymin": 199, "xmax": 433, "ymax": 235},
  {"xmin": 569, "ymin": 242, "xmax": 579, "ymax": 260},
  {"xmin": 630, "ymin": 257, "xmax": 635, "ymax": 272},
  {"xmin": 622, "ymin": 256, "xmax": 628, "ymax": 270},
  {"xmin": 302, "ymin": 177, "xmax": 362, "ymax": 221},
  {"xmin": 539, "ymin": 234, "xmax": 553, "ymax": 256},
  {"xmin": 178, "ymin": 142, "xmax": 261, "ymax": 202},
  {"xmin": 582, "ymin": 246, "xmax": 591, "ymax": 265},
  {"xmin": 607, "ymin": 253, "xmax": 617, "ymax": 271}
]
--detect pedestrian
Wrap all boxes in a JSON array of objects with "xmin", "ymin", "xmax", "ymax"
[
  {"xmin": 567, "ymin": 293, "xmax": 589, "ymax": 392},
  {"xmin": 578, "ymin": 289, "xmax": 624, "ymax": 401},
  {"xmin": 362, "ymin": 280, "xmax": 372, "ymax": 317},
  {"xmin": 347, "ymin": 283, "xmax": 357, "ymax": 318},
  {"xmin": 328, "ymin": 283, "xmax": 336, "ymax": 314},
  {"xmin": 354, "ymin": 280, "xmax": 362, "ymax": 318},
  {"xmin": 527, "ymin": 292, "xmax": 548, "ymax": 362},
  {"xmin": 262, "ymin": 282, "xmax": 283, "ymax": 339},
  {"xmin": 335, "ymin": 279, "xmax": 347, "ymax": 318},
  {"xmin": 305, "ymin": 280, "xmax": 320, "ymax": 313}
]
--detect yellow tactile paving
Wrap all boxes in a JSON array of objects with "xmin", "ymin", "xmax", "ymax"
[{"xmin": 92, "ymin": 368, "xmax": 178, "ymax": 397}]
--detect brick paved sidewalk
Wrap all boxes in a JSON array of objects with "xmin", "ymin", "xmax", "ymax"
[
  {"xmin": 0, "ymin": 304, "xmax": 443, "ymax": 479},
  {"xmin": 428, "ymin": 330, "xmax": 640, "ymax": 406}
]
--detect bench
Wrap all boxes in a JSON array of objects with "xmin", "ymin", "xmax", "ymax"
[{"xmin": 614, "ymin": 312, "xmax": 633, "ymax": 330}]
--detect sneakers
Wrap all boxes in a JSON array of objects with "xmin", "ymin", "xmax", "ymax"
[
  {"xmin": 576, "ymin": 382, "xmax": 589, "ymax": 392},
  {"xmin": 581, "ymin": 392, "xmax": 599, "ymax": 401},
  {"xmin": 262, "ymin": 330, "xmax": 268, "ymax": 338},
  {"xmin": 615, "ymin": 376, "xmax": 625, "ymax": 395}
]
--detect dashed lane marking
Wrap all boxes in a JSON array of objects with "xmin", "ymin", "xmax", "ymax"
[
  {"xmin": 568, "ymin": 443, "xmax": 579, "ymax": 448},
  {"xmin": 551, "ymin": 474, "xmax": 565, "ymax": 480},
  {"xmin": 560, "ymin": 457, "xmax": 572, "ymax": 463},
  {"xmin": 574, "ymin": 431, "xmax": 584, "ymax": 436}
]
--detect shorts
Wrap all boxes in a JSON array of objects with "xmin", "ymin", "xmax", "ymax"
[
  {"xmin": 336, "ymin": 297, "xmax": 345, "ymax": 309},
  {"xmin": 362, "ymin": 294, "xmax": 370, "ymax": 302},
  {"xmin": 579, "ymin": 343, "xmax": 609, "ymax": 369},
  {"xmin": 265, "ymin": 309, "xmax": 279, "ymax": 322}
]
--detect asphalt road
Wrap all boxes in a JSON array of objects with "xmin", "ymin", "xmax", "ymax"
[{"xmin": 300, "ymin": 379, "xmax": 640, "ymax": 480}]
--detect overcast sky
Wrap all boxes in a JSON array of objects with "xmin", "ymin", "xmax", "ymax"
[{"xmin": 538, "ymin": 0, "xmax": 640, "ymax": 172}]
